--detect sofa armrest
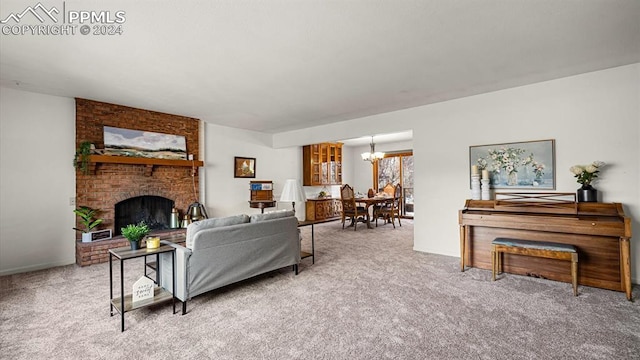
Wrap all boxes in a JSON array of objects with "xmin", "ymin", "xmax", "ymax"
[{"xmin": 159, "ymin": 241, "xmax": 192, "ymax": 302}]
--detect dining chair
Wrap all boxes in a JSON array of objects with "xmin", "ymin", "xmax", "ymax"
[
  {"xmin": 340, "ymin": 184, "xmax": 367, "ymax": 231},
  {"xmin": 372, "ymin": 183, "xmax": 394, "ymax": 221},
  {"xmin": 382, "ymin": 183, "xmax": 395, "ymax": 196},
  {"xmin": 375, "ymin": 184, "xmax": 402, "ymax": 228}
]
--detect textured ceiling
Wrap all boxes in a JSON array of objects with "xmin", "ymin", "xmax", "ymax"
[{"xmin": 1, "ymin": 1, "xmax": 639, "ymax": 134}]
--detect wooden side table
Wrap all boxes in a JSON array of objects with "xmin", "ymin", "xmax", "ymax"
[
  {"xmin": 249, "ymin": 180, "xmax": 275, "ymax": 213},
  {"xmin": 143, "ymin": 233, "xmax": 186, "ymax": 283},
  {"xmin": 298, "ymin": 218, "xmax": 341, "ymax": 264},
  {"xmin": 109, "ymin": 245, "xmax": 176, "ymax": 332},
  {"xmin": 297, "ymin": 221, "xmax": 315, "ymax": 264},
  {"xmin": 249, "ymin": 200, "xmax": 276, "ymax": 213},
  {"xmin": 298, "ymin": 218, "xmax": 338, "ymax": 264}
]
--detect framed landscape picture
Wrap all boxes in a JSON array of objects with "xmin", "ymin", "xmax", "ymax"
[
  {"xmin": 469, "ymin": 139, "xmax": 555, "ymax": 189},
  {"xmin": 234, "ymin": 157, "xmax": 256, "ymax": 178},
  {"xmin": 103, "ymin": 126, "xmax": 187, "ymax": 160}
]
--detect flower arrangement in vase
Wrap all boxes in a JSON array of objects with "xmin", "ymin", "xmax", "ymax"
[
  {"xmin": 531, "ymin": 161, "xmax": 545, "ymax": 186},
  {"xmin": 485, "ymin": 147, "xmax": 526, "ymax": 185},
  {"xmin": 570, "ymin": 161, "xmax": 605, "ymax": 202}
]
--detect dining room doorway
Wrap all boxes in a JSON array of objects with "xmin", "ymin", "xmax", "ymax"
[{"xmin": 373, "ymin": 151, "xmax": 414, "ymax": 217}]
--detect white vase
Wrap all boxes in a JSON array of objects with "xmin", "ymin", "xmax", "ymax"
[
  {"xmin": 534, "ymin": 174, "xmax": 543, "ymax": 186},
  {"xmin": 507, "ymin": 172, "xmax": 518, "ymax": 186},
  {"xmin": 481, "ymin": 179, "xmax": 491, "ymax": 200},
  {"xmin": 523, "ymin": 167, "xmax": 531, "ymax": 185},
  {"xmin": 470, "ymin": 175, "xmax": 481, "ymax": 200}
]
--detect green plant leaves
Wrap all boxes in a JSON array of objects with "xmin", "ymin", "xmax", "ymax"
[
  {"xmin": 121, "ymin": 222, "xmax": 150, "ymax": 242},
  {"xmin": 73, "ymin": 206, "xmax": 103, "ymax": 233}
]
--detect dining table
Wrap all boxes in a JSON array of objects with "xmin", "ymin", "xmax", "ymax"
[{"xmin": 355, "ymin": 196, "xmax": 396, "ymax": 229}]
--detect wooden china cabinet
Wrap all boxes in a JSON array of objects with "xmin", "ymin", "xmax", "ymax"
[
  {"xmin": 302, "ymin": 143, "xmax": 343, "ymax": 186},
  {"xmin": 302, "ymin": 142, "xmax": 343, "ymax": 221}
]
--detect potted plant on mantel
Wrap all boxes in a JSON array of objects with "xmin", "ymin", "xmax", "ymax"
[
  {"xmin": 73, "ymin": 141, "xmax": 93, "ymax": 175},
  {"xmin": 73, "ymin": 206, "xmax": 110, "ymax": 242},
  {"xmin": 121, "ymin": 222, "xmax": 150, "ymax": 250}
]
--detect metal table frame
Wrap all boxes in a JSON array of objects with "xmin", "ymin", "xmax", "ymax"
[{"xmin": 109, "ymin": 245, "xmax": 176, "ymax": 332}]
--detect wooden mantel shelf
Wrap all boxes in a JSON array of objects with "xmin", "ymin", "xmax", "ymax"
[{"xmin": 88, "ymin": 155, "xmax": 204, "ymax": 176}]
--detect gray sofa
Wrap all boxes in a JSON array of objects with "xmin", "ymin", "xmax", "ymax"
[{"xmin": 159, "ymin": 210, "xmax": 300, "ymax": 314}]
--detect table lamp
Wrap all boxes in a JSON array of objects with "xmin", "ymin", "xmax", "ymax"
[{"xmin": 280, "ymin": 179, "xmax": 306, "ymax": 215}]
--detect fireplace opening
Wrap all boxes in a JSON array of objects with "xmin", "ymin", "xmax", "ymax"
[{"xmin": 114, "ymin": 196, "xmax": 174, "ymax": 236}]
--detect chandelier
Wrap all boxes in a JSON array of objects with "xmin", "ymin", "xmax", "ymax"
[{"xmin": 361, "ymin": 136, "xmax": 385, "ymax": 163}]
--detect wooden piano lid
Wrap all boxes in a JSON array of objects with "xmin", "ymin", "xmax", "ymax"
[
  {"xmin": 494, "ymin": 192, "xmax": 577, "ymax": 214},
  {"xmin": 464, "ymin": 192, "xmax": 627, "ymax": 218}
]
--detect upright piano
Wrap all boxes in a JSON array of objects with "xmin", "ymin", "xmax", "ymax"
[{"xmin": 458, "ymin": 193, "xmax": 633, "ymax": 300}]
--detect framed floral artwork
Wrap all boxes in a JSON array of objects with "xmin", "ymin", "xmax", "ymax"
[
  {"xmin": 234, "ymin": 157, "xmax": 256, "ymax": 178},
  {"xmin": 469, "ymin": 139, "xmax": 555, "ymax": 189}
]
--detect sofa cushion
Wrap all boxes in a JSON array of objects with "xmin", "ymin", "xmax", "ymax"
[
  {"xmin": 186, "ymin": 214, "xmax": 250, "ymax": 248},
  {"xmin": 250, "ymin": 209, "xmax": 295, "ymax": 223}
]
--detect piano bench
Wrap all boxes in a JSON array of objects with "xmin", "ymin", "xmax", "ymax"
[{"xmin": 491, "ymin": 238, "xmax": 579, "ymax": 296}]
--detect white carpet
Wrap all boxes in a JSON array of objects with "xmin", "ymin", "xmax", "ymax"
[{"xmin": 1, "ymin": 219, "xmax": 638, "ymax": 359}]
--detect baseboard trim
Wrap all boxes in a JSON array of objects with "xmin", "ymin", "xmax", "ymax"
[{"xmin": 0, "ymin": 258, "xmax": 76, "ymax": 276}]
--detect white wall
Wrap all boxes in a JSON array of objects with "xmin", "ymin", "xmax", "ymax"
[
  {"xmin": 1, "ymin": 64, "xmax": 638, "ymax": 284},
  {"xmin": 274, "ymin": 64, "xmax": 640, "ymax": 283},
  {"xmin": 200, "ymin": 122, "xmax": 304, "ymax": 220},
  {"xmin": 413, "ymin": 64, "xmax": 638, "ymax": 266},
  {"xmin": 0, "ymin": 87, "xmax": 76, "ymax": 275}
]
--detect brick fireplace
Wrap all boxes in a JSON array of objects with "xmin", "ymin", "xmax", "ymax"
[{"xmin": 75, "ymin": 98, "xmax": 200, "ymax": 266}]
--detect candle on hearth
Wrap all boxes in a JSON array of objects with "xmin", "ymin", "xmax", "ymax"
[
  {"xmin": 471, "ymin": 165, "xmax": 479, "ymax": 175},
  {"xmin": 482, "ymin": 170, "xmax": 489, "ymax": 180}
]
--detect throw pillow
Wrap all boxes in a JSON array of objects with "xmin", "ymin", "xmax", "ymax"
[
  {"xmin": 249, "ymin": 209, "xmax": 294, "ymax": 223},
  {"xmin": 186, "ymin": 214, "xmax": 250, "ymax": 248}
]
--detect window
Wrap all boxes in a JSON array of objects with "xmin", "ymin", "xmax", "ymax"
[{"xmin": 374, "ymin": 152, "xmax": 414, "ymax": 217}]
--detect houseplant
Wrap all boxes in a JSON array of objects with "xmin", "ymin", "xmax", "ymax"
[
  {"xmin": 73, "ymin": 206, "xmax": 105, "ymax": 242},
  {"xmin": 570, "ymin": 161, "xmax": 605, "ymax": 202},
  {"xmin": 121, "ymin": 222, "xmax": 150, "ymax": 250},
  {"xmin": 73, "ymin": 141, "xmax": 93, "ymax": 174}
]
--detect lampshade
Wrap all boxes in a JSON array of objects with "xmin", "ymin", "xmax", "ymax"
[
  {"xmin": 361, "ymin": 136, "xmax": 385, "ymax": 163},
  {"xmin": 280, "ymin": 179, "xmax": 306, "ymax": 203}
]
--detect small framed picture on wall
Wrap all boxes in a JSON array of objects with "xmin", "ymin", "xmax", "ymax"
[{"xmin": 234, "ymin": 157, "xmax": 256, "ymax": 178}]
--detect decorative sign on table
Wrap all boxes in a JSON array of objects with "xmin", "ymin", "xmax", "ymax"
[
  {"xmin": 250, "ymin": 182, "xmax": 272, "ymax": 191},
  {"xmin": 132, "ymin": 276, "xmax": 154, "ymax": 303},
  {"xmin": 86, "ymin": 229, "xmax": 112, "ymax": 242}
]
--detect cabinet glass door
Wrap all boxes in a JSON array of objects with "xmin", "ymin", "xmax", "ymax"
[
  {"xmin": 320, "ymin": 145, "xmax": 329, "ymax": 184},
  {"xmin": 311, "ymin": 145, "xmax": 321, "ymax": 185}
]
